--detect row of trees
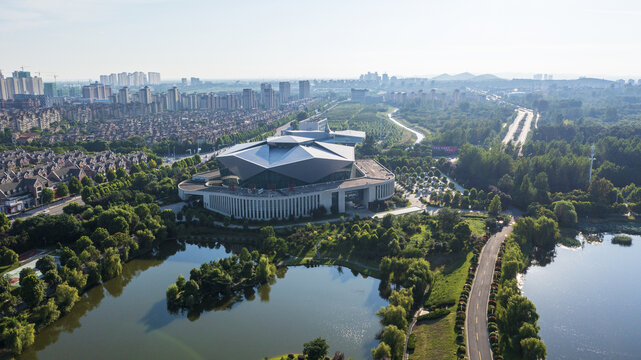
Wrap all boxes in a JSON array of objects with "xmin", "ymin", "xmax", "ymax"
[{"xmin": 491, "ymin": 219, "xmax": 549, "ymax": 360}]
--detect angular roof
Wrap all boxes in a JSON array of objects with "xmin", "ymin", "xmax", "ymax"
[{"xmin": 217, "ymin": 135, "xmax": 354, "ymax": 184}]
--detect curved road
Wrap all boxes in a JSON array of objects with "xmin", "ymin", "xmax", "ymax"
[
  {"xmin": 388, "ymin": 109, "xmax": 425, "ymax": 145},
  {"xmin": 466, "ymin": 222, "xmax": 513, "ymax": 360}
]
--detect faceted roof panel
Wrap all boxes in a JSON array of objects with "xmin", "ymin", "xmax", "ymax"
[{"xmin": 216, "ymin": 135, "xmax": 355, "ymax": 183}]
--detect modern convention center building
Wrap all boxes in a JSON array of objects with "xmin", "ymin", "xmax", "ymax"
[{"xmin": 178, "ymin": 123, "xmax": 395, "ymax": 220}]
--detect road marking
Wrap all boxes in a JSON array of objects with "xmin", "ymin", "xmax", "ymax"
[
  {"xmin": 478, "ymin": 290, "xmax": 481, "ymax": 296},
  {"xmin": 476, "ymin": 333, "xmax": 479, "ymax": 341},
  {"xmin": 476, "ymin": 303, "xmax": 479, "ymax": 310},
  {"xmin": 479, "ymin": 350, "xmax": 482, "ymax": 360},
  {"xmin": 476, "ymin": 316, "xmax": 478, "ymax": 324}
]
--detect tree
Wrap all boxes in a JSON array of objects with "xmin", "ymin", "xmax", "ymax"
[
  {"xmin": 520, "ymin": 337, "xmax": 547, "ymax": 360},
  {"xmin": 35, "ymin": 255, "xmax": 57, "ymax": 273},
  {"xmin": 42, "ymin": 188, "xmax": 55, "ymax": 204},
  {"xmin": 380, "ymin": 325, "xmax": 405, "ymax": 360},
  {"xmin": 589, "ymin": 177, "xmax": 615, "ymax": 205},
  {"xmin": 56, "ymin": 183, "xmax": 69, "ymax": 198},
  {"xmin": 533, "ymin": 216, "xmax": 560, "ymax": 249},
  {"xmin": 68, "ymin": 176, "xmax": 82, "ymax": 194},
  {"xmin": 453, "ymin": 222, "xmax": 472, "ymax": 249},
  {"xmin": 74, "ymin": 235, "xmax": 93, "ymax": 253},
  {"xmin": 61, "ymin": 266, "xmax": 87, "ymax": 290},
  {"xmin": 102, "ymin": 248, "xmax": 122, "ymax": 280},
  {"xmin": 437, "ymin": 207, "xmax": 460, "ymax": 232},
  {"xmin": 20, "ymin": 274, "xmax": 45, "ymax": 307},
  {"xmin": 106, "ymin": 169, "xmax": 117, "ymax": 182},
  {"xmin": 553, "ymin": 201, "xmax": 577, "ymax": 227},
  {"xmin": 81, "ymin": 176, "xmax": 93, "ymax": 187},
  {"xmin": 91, "ymin": 227, "xmax": 110, "ymax": 248},
  {"xmin": 0, "ymin": 317, "xmax": 35, "ymax": 355},
  {"xmin": 302, "ymin": 337, "xmax": 329, "ymax": 360},
  {"xmin": 30, "ymin": 298, "xmax": 60, "ymax": 328},
  {"xmin": 488, "ymin": 194, "xmax": 502, "ymax": 216},
  {"xmin": 255, "ymin": 255, "xmax": 276, "ymax": 283},
  {"xmin": 377, "ymin": 305, "xmax": 408, "ymax": 330},
  {"xmin": 0, "ymin": 213, "xmax": 10, "ymax": 232},
  {"xmin": 94, "ymin": 173, "xmax": 106, "ymax": 184},
  {"xmin": 505, "ymin": 295, "xmax": 539, "ymax": 335},
  {"xmin": 86, "ymin": 262, "xmax": 102, "ymax": 286},
  {"xmin": 54, "ymin": 282, "xmax": 79, "ymax": 313},
  {"xmin": 0, "ymin": 247, "xmax": 18, "ymax": 266},
  {"xmin": 382, "ymin": 214, "xmax": 395, "ymax": 229},
  {"xmin": 372, "ymin": 342, "xmax": 392, "ymax": 360},
  {"xmin": 389, "ymin": 288, "xmax": 414, "ymax": 314}
]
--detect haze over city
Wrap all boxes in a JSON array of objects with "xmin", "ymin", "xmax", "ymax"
[
  {"xmin": 2, "ymin": 1, "xmax": 641, "ymax": 359},
  {"xmin": 3, "ymin": 0, "xmax": 641, "ymax": 80}
]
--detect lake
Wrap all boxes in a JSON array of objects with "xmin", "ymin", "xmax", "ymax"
[
  {"xmin": 19, "ymin": 241, "xmax": 387, "ymax": 360},
  {"xmin": 521, "ymin": 233, "xmax": 641, "ymax": 359}
]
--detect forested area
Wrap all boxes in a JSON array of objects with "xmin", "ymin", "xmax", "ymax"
[{"xmin": 397, "ymin": 100, "xmax": 514, "ymax": 147}]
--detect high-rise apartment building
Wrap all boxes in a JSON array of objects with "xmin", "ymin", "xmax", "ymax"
[
  {"xmin": 148, "ymin": 72, "xmax": 161, "ymax": 85},
  {"xmin": 82, "ymin": 83, "xmax": 112, "ymax": 100},
  {"xmin": 299, "ymin": 80, "xmax": 310, "ymax": 99},
  {"xmin": 44, "ymin": 83, "xmax": 57, "ymax": 97},
  {"xmin": 279, "ymin": 82, "xmax": 290, "ymax": 104},
  {"xmin": 118, "ymin": 87, "xmax": 130, "ymax": 104},
  {"xmin": 139, "ymin": 86, "xmax": 152, "ymax": 105},
  {"xmin": 261, "ymin": 83, "xmax": 275, "ymax": 109},
  {"xmin": 0, "ymin": 72, "xmax": 7, "ymax": 101},
  {"xmin": 242, "ymin": 89, "xmax": 257, "ymax": 109},
  {"xmin": 117, "ymin": 72, "xmax": 128, "ymax": 87},
  {"xmin": 167, "ymin": 86, "xmax": 180, "ymax": 111}
]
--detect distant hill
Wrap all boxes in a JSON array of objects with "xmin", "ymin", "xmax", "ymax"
[{"xmin": 431, "ymin": 73, "xmax": 502, "ymax": 81}]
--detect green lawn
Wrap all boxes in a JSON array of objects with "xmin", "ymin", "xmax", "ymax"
[
  {"xmin": 409, "ymin": 313, "xmax": 458, "ymax": 360},
  {"xmin": 266, "ymin": 354, "xmax": 302, "ymax": 360},
  {"xmin": 410, "ymin": 251, "xmax": 471, "ymax": 360},
  {"xmin": 462, "ymin": 214, "xmax": 488, "ymax": 236}
]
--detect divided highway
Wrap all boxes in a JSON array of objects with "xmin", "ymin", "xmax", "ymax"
[{"xmin": 466, "ymin": 223, "xmax": 513, "ymax": 360}]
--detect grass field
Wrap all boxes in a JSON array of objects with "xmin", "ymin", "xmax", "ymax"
[
  {"xmin": 409, "ymin": 251, "xmax": 472, "ymax": 360},
  {"xmin": 462, "ymin": 214, "xmax": 489, "ymax": 236}
]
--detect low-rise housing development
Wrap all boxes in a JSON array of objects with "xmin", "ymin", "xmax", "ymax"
[{"xmin": 0, "ymin": 148, "xmax": 147, "ymax": 214}]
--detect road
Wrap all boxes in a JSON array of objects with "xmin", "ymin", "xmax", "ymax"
[
  {"xmin": 388, "ymin": 109, "xmax": 425, "ymax": 145},
  {"xmin": 10, "ymin": 195, "xmax": 84, "ymax": 221},
  {"xmin": 466, "ymin": 222, "xmax": 513, "ymax": 360},
  {"xmin": 502, "ymin": 109, "xmax": 525, "ymax": 145}
]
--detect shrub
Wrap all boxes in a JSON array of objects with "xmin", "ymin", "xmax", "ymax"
[
  {"xmin": 612, "ymin": 235, "xmax": 632, "ymax": 246},
  {"xmin": 417, "ymin": 308, "xmax": 450, "ymax": 321},
  {"xmin": 407, "ymin": 333, "xmax": 416, "ymax": 351}
]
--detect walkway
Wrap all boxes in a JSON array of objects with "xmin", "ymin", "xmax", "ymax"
[
  {"xmin": 387, "ymin": 109, "xmax": 425, "ymax": 145},
  {"xmin": 465, "ymin": 222, "xmax": 513, "ymax": 360}
]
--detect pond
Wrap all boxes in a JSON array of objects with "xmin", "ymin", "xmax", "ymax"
[
  {"xmin": 521, "ymin": 233, "xmax": 641, "ymax": 359},
  {"xmin": 19, "ymin": 241, "xmax": 387, "ymax": 360}
]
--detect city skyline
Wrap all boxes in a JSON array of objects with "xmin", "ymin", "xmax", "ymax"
[{"xmin": 3, "ymin": 0, "xmax": 641, "ymax": 81}]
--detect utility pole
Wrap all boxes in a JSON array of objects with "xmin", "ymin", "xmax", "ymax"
[{"xmin": 588, "ymin": 144, "xmax": 595, "ymax": 186}]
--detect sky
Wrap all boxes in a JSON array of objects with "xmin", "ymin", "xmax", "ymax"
[{"xmin": 2, "ymin": 0, "xmax": 641, "ymax": 81}]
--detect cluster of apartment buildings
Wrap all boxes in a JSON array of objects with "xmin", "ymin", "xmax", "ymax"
[
  {"xmin": 98, "ymin": 71, "xmax": 161, "ymax": 87},
  {"xmin": 0, "ymin": 108, "xmax": 61, "ymax": 133},
  {"xmin": 0, "ymin": 149, "xmax": 147, "ymax": 214},
  {"xmin": 0, "ymin": 71, "xmax": 45, "ymax": 100}
]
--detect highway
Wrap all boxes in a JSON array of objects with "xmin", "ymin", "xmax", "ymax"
[{"xmin": 465, "ymin": 222, "xmax": 513, "ymax": 360}]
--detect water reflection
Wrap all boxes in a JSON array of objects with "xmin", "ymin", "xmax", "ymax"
[
  {"xmin": 522, "ymin": 233, "xmax": 641, "ymax": 360},
  {"xmin": 20, "ymin": 240, "xmax": 388, "ymax": 360}
]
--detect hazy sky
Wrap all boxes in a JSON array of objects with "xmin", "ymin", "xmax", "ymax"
[{"xmin": 2, "ymin": 0, "xmax": 641, "ymax": 81}]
